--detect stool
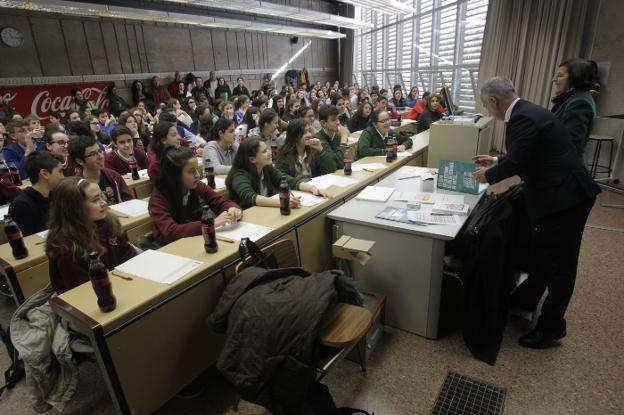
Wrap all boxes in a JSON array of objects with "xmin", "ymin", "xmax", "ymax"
[{"xmin": 588, "ymin": 134, "xmax": 615, "ymax": 178}]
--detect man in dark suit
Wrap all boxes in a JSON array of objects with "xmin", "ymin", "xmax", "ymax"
[{"xmin": 473, "ymin": 77, "xmax": 600, "ymax": 349}]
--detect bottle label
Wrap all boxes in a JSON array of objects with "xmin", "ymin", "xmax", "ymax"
[
  {"xmin": 7, "ymin": 231, "xmax": 23, "ymax": 241},
  {"xmin": 91, "ymin": 276, "xmax": 111, "ymax": 288},
  {"xmin": 202, "ymin": 224, "xmax": 215, "ymax": 235},
  {"xmin": 279, "ymin": 192, "xmax": 289, "ymax": 200}
]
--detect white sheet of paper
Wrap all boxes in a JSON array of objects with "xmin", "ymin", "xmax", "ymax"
[
  {"xmin": 270, "ymin": 191, "xmax": 325, "ymax": 207},
  {"xmin": 0, "ymin": 205, "xmax": 8, "ymax": 218},
  {"xmin": 138, "ymin": 169, "xmax": 148, "ymax": 178},
  {"xmin": 397, "ymin": 166, "xmax": 435, "ymax": 179},
  {"xmin": 201, "ymin": 177, "xmax": 226, "ymax": 189},
  {"xmin": 479, "ymin": 183, "xmax": 488, "ymax": 193},
  {"xmin": 396, "ymin": 151, "xmax": 412, "ymax": 157},
  {"xmin": 115, "ymin": 250, "xmax": 203, "ymax": 284},
  {"xmin": 393, "ymin": 192, "xmax": 465, "ymax": 205},
  {"xmin": 355, "ymin": 186, "xmax": 395, "ymax": 202},
  {"xmin": 216, "ymin": 222, "xmax": 274, "ymax": 242},
  {"xmin": 36, "ymin": 230, "xmax": 49, "ymax": 239},
  {"xmin": 351, "ymin": 163, "xmax": 387, "ymax": 172},
  {"xmin": 347, "ymin": 136, "xmax": 359, "ymax": 145},
  {"xmin": 308, "ymin": 174, "xmax": 358, "ymax": 189},
  {"xmin": 407, "ymin": 211, "xmax": 460, "ymax": 225},
  {"xmin": 109, "ymin": 199, "xmax": 149, "ymax": 217}
]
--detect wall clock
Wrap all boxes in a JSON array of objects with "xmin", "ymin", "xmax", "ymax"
[{"xmin": 1, "ymin": 27, "xmax": 25, "ymax": 48}]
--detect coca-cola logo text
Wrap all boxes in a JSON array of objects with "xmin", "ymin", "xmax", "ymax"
[{"xmin": 31, "ymin": 88, "xmax": 109, "ymax": 120}]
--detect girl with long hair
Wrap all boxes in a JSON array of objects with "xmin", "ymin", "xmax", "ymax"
[
  {"xmin": 147, "ymin": 121, "xmax": 181, "ymax": 182},
  {"xmin": 203, "ymin": 118, "xmax": 238, "ymax": 174}
]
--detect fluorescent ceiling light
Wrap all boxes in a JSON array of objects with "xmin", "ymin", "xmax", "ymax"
[
  {"xmin": 0, "ymin": 0, "xmax": 346, "ymax": 39},
  {"xmin": 335, "ymin": 0, "xmax": 416, "ymax": 15}
]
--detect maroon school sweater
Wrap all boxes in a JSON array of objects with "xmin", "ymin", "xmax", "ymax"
[
  {"xmin": 48, "ymin": 233, "xmax": 137, "ymax": 294},
  {"xmin": 148, "ymin": 180, "xmax": 240, "ymax": 245},
  {"xmin": 0, "ymin": 176, "xmax": 22, "ymax": 204},
  {"xmin": 104, "ymin": 148, "xmax": 149, "ymax": 176}
]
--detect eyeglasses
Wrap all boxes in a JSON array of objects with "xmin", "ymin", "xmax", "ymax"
[
  {"xmin": 84, "ymin": 148, "xmax": 104, "ymax": 158},
  {"xmin": 377, "ymin": 118, "xmax": 391, "ymax": 124},
  {"xmin": 52, "ymin": 140, "xmax": 68, "ymax": 146},
  {"xmin": 90, "ymin": 121, "xmax": 99, "ymax": 125}
]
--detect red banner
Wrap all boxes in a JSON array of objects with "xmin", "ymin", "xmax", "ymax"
[{"xmin": 0, "ymin": 81, "xmax": 113, "ymax": 124}]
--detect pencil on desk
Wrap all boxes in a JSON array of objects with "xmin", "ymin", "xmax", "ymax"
[
  {"xmin": 216, "ymin": 236, "xmax": 235, "ymax": 243},
  {"xmin": 110, "ymin": 271, "xmax": 133, "ymax": 281}
]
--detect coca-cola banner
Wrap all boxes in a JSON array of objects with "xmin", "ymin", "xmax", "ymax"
[{"xmin": 0, "ymin": 81, "xmax": 113, "ymax": 124}]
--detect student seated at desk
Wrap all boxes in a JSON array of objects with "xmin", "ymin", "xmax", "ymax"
[
  {"xmin": 0, "ymin": 131, "xmax": 22, "ymax": 204},
  {"xmin": 203, "ymin": 119, "xmax": 238, "ymax": 174},
  {"xmin": 105, "ymin": 126, "xmax": 149, "ymax": 175},
  {"xmin": 69, "ymin": 135, "xmax": 134, "ymax": 205},
  {"xmin": 274, "ymin": 119, "xmax": 335, "ymax": 181},
  {"xmin": 313, "ymin": 105, "xmax": 350, "ymax": 169},
  {"xmin": 147, "ymin": 122, "xmax": 181, "ymax": 182},
  {"xmin": 247, "ymin": 109, "xmax": 285, "ymax": 147},
  {"xmin": 149, "ymin": 146, "xmax": 242, "ymax": 245},
  {"xmin": 44, "ymin": 127, "xmax": 79, "ymax": 177},
  {"xmin": 9, "ymin": 151, "xmax": 64, "ymax": 236},
  {"xmin": 348, "ymin": 102, "xmax": 373, "ymax": 133},
  {"xmin": 46, "ymin": 177, "xmax": 137, "ymax": 294},
  {"xmin": 416, "ymin": 94, "xmax": 444, "ymax": 133},
  {"xmin": 226, "ymin": 138, "xmax": 327, "ymax": 209},
  {"xmin": 282, "ymin": 99, "xmax": 301, "ymax": 124},
  {"xmin": 356, "ymin": 109, "xmax": 413, "ymax": 160},
  {"xmin": 3, "ymin": 119, "xmax": 45, "ymax": 179}
]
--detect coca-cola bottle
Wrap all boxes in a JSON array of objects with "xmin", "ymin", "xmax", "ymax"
[
  {"xmin": 390, "ymin": 136, "xmax": 398, "ymax": 160},
  {"xmin": 271, "ymin": 139, "xmax": 279, "ymax": 161},
  {"xmin": 204, "ymin": 159, "xmax": 216, "ymax": 189},
  {"xmin": 129, "ymin": 153, "xmax": 140, "ymax": 180},
  {"xmin": 385, "ymin": 138, "xmax": 394, "ymax": 163},
  {"xmin": 4, "ymin": 214, "xmax": 28, "ymax": 259},
  {"xmin": 88, "ymin": 252, "xmax": 116, "ymax": 312},
  {"xmin": 343, "ymin": 149, "xmax": 352, "ymax": 176},
  {"xmin": 279, "ymin": 176, "xmax": 290, "ymax": 216},
  {"xmin": 201, "ymin": 205, "xmax": 218, "ymax": 253},
  {"xmin": 7, "ymin": 161, "xmax": 22, "ymax": 186},
  {"xmin": 0, "ymin": 158, "xmax": 10, "ymax": 180}
]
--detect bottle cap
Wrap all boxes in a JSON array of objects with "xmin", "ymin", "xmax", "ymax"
[{"xmin": 88, "ymin": 251, "xmax": 99, "ymax": 259}]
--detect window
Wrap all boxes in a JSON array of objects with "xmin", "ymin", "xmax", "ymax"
[{"xmin": 353, "ymin": 0, "xmax": 489, "ymax": 111}]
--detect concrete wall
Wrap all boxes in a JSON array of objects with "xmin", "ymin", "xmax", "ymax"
[{"xmin": 0, "ymin": 8, "xmax": 338, "ymax": 94}]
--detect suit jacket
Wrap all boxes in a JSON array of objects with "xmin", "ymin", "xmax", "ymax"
[{"xmin": 485, "ymin": 99, "xmax": 600, "ymax": 221}]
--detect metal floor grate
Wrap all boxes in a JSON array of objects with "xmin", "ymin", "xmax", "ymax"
[{"xmin": 432, "ymin": 371, "xmax": 506, "ymax": 415}]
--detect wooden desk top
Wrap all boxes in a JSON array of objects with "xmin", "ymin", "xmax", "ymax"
[{"xmin": 53, "ymin": 131, "xmax": 431, "ymax": 332}]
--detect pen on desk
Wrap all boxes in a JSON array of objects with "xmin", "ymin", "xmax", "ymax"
[
  {"xmin": 113, "ymin": 213, "xmax": 129, "ymax": 218},
  {"xmin": 110, "ymin": 271, "xmax": 133, "ymax": 281},
  {"xmin": 398, "ymin": 175, "xmax": 420, "ymax": 180},
  {"xmin": 216, "ymin": 236, "xmax": 235, "ymax": 243}
]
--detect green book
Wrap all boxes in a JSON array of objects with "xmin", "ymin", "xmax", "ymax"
[{"xmin": 437, "ymin": 160, "xmax": 485, "ymax": 195}]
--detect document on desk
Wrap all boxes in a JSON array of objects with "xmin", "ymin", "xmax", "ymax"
[
  {"xmin": 110, "ymin": 199, "xmax": 149, "ymax": 218},
  {"xmin": 308, "ymin": 174, "xmax": 358, "ymax": 189},
  {"xmin": 124, "ymin": 169, "xmax": 148, "ymax": 179},
  {"xmin": 216, "ymin": 222, "xmax": 274, "ymax": 242},
  {"xmin": 396, "ymin": 151, "xmax": 412, "ymax": 157},
  {"xmin": 0, "ymin": 204, "xmax": 8, "ymax": 218},
  {"xmin": 201, "ymin": 177, "xmax": 226, "ymax": 189},
  {"xmin": 115, "ymin": 250, "xmax": 203, "ymax": 284},
  {"xmin": 355, "ymin": 186, "xmax": 395, "ymax": 202},
  {"xmin": 36, "ymin": 230, "xmax": 49, "ymax": 239},
  {"xmin": 397, "ymin": 166, "xmax": 436, "ymax": 180},
  {"xmin": 407, "ymin": 211, "xmax": 461, "ymax": 225},
  {"xmin": 270, "ymin": 191, "xmax": 324, "ymax": 207},
  {"xmin": 393, "ymin": 192, "xmax": 465, "ymax": 205},
  {"xmin": 351, "ymin": 162, "xmax": 387, "ymax": 172}
]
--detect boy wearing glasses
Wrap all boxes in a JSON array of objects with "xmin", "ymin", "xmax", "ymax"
[
  {"xmin": 68, "ymin": 135, "xmax": 133, "ymax": 205},
  {"xmin": 9, "ymin": 151, "xmax": 64, "ymax": 236}
]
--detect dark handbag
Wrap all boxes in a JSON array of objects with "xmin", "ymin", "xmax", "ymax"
[{"xmin": 238, "ymin": 237, "xmax": 278, "ymax": 270}]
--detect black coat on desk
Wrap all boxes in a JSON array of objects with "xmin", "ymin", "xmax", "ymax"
[{"xmin": 485, "ymin": 99, "xmax": 599, "ymax": 222}]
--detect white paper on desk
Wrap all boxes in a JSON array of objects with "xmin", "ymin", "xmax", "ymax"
[
  {"xmin": 347, "ymin": 136, "xmax": 359, "ymax": 145},
  {"xmin": 407, "ymin": 211, "xmax": 460, "ymax": 225},
  {"xmin": 109, "ymin": 199, "xmax": 149, "ymax": 218},
  {"xmin": 36, "ymin": 230, "xmax": 49, "ymax": 239},
  {"xmin": 0, "ymin": 204, "xmax": 8, "ymax": 218},
  {"xmin": 355, "ymin": 186, "xmax": 395, "ymax": 202},
  {"xmin": 308, "ymin": 174, "xmax": 358, "ymax": 189},
  {"xmin": 393, "ymin": 192, "xmax": 465, "ymax": 205},
  {"xmin": 201, "ymin": 177, "xmax": 226, "ymax": 189},
  {"xmin": 115, "ymin": 250, "xmax": 203, "ymax": 284},
  {"xmin": 124, "ymin": 169, "xmax": 148, "ymax": 179},
  {"xmin": 216, "ymin": 222, "xmax": 274, "ymax": 242},
  {"xmin": 397, "ymin": 166, "xmax": 435, "ymax": 179},
  {"xmin": 396, "ymin": 151, "xmax": 412, "ymax": 157},
  {"xmin": 351, "ymin": 163, "xmax": 386, "ymax": 172},
  {"xmin": 479, "ymin": 183, "xmax": 488, "ymax": 193},
  {"xmin": 270, "ymin": 191, "xmax": 324, "ymax": 207}
]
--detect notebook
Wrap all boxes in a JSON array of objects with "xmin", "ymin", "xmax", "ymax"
[
  {"xmin": 114, "ymin": 250, "xmax": 203, "ymax": 284},
  {"xmin": 270, "ymin": 191, "xmax": 325, "ymax": 207},
  {"xmin": 109, "ymin": 199, "xmax": 149, "ymax": 218},
  {"xmin": 437, "ymin": 160, "xmax": 487, "ymax": 195},
  {"xmin": 355, "ymin": 186, "xmax": 395, "ymax": 202},
  {"xmin": 351, "ymin": 163, "xmax": 387, "ymax": 172},
  {"xmin": 216, "ymin": 222, "xmax": 274, "ymax": 242},
  {"xmin": 308, "ymin": 174, "xmax": 358, "ymax": 189},
  {"xmin": 392, "ymin": 191, "xmax": 465, "ymax": 205}
]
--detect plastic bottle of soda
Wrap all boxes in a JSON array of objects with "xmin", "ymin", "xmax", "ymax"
[
  {"xmin": 343, "ymin": 149, "xmax": 352, "ymax": 176},
  {"xmin": 204, "ymin": 159, "xmax": 216, "ymax": 189},
  {"xmin": 279, "ymin": 176, "xmax": 290, "ymax": 216},
  {"xmin": 7, "ymin": 161, "xmax": 22, "ymax": 186},
  {"xmin": 87, "ymin": 252, "xmax": 116, "ymax": 312},
  {"xmin": 385, "ymin": 138, "xmax": 394, "ymax": 163},
  {"xmin": 129, "ymin": 153, "xmax": 140, "ymax": 180},
  {"xmin": 201, "ymin": 205, "xmax": 218, "ymax": 253},
  {"xmin": 0, "ymin": 158, "xmax": 11, "ymax": 180},
  {"xmin": 3, "ymin": 215, "xmax": 28, "ymax": 259},
  {"xmin": 271, "ymin": 138, "xmax": 279, "ymax": 161},
  {"xmin": 390, "ymin": 136, "xmax": 398, "ymax": 160}
]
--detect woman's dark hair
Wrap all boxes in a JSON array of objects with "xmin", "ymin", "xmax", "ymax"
[
  {"xmin": 331, "ymin": 95, "xmax": 345, "ymax": 106},
  {"xmin": 167, "ymin": 98, "xmax": 180, "ymax": 109},
  {"xmin": 354, "ymin": 101, "xmax": 373, "ymax": 119},
  {"xmin": 235, "ymin": 95, "xmax": 249, "ymax": 110},
  {"xmin": 210, "ymin": 118, "xmax": 234, "ymax": 142},
  {"xmin": 408, "ymin": 86, "xmax": 419, "ymax": 99},
  {"xmin": 271, "ymin": 95, "xmax": 285, "ymax": 117},
  {"xmin": 198, "ymin": 114, "xmax": 214, "ymax": 139},
  {"xmin": 559, "ymin": 58, "xmax": 595, "ymax": 90},
  {"xmin": 276, "ymin": 119, "xmax": 317, "ymax": 176},
  {"xmin": 194, "ymin": 104, "xmax": 211, "ymax": 121},
  {"xmin": 155, "ymin": 146, "xmax": 199, "ymax": 224},
  {"xmin": 286, "ymin": 98, "xmax": 299, "ymax": 114},
  {"xmin": 130, "ymin": 80, "xmax": 144, "ymax": 104},
  {"xmin": 225, "ymin": 138, "xmax": 263, "ymax": 193},
  {"xmin": 150, "ymin": 122, "xmax": 176, "ymax": 158},
  {"xmin": 259, "ymin": 108, "xmax": 278, "ymax": 130},
  {"xmin": 252, "ymin": 97, "xmax": 267, "ymax": 109},
  {"xmin": 297, "ymin": 106, "xmax": 313, "ymax": 118},
  {"xmin": 243, "ymin": 107, "xmax": 260, "ymax": 129}
]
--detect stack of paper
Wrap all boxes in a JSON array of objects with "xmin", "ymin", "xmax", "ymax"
[
  {"xmin": 270, "ymin": 191, "xmax": 325, "ymax": 207},
  {"xmin": 308, "ymin": 174, "xmax": 358, "ymax": 189},
  {"xmin": 351, "ymin": 163, "xmax": 387, "ymax": 172},
  {"xmin": 393, "ymin": 192, "xmax": 464, "ymax": 205},
  {"xmin": 431, "ymin": 202, "xmax": 470, "ymax": 216},
  {"xmin": 110, "ymin": 199, "xmax": 149, "ymax": 217},
  {"xmin": 216, "ymin": 222, "xmax": 274, "ymax": 242},
  {"xmin": 407, "ymin": 211, "xmax": 460, "ymax": 225},
  {"xmin": 201, "ymin": 177, "xmax": 226, "ymax": 189},
  {"xmin": 355, "ymin": 186, "xmax": 395, "ymax": 202},
  {"xmin": 397, "ymin": 166, "xmax": 435, "ymax": 179},
  {"xmin": 114, "ymin": 250, "xmax": 203, "ymax": 284}
]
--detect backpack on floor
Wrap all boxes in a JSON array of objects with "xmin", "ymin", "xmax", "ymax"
[{"xmin": 0, "ymin": 324, "xmax": 25, "ymax": 397}]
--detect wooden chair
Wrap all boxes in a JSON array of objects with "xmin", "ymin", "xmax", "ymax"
[{"xmin": 235, "ymin": 238, "xmax": 372, "ymax": 378}]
